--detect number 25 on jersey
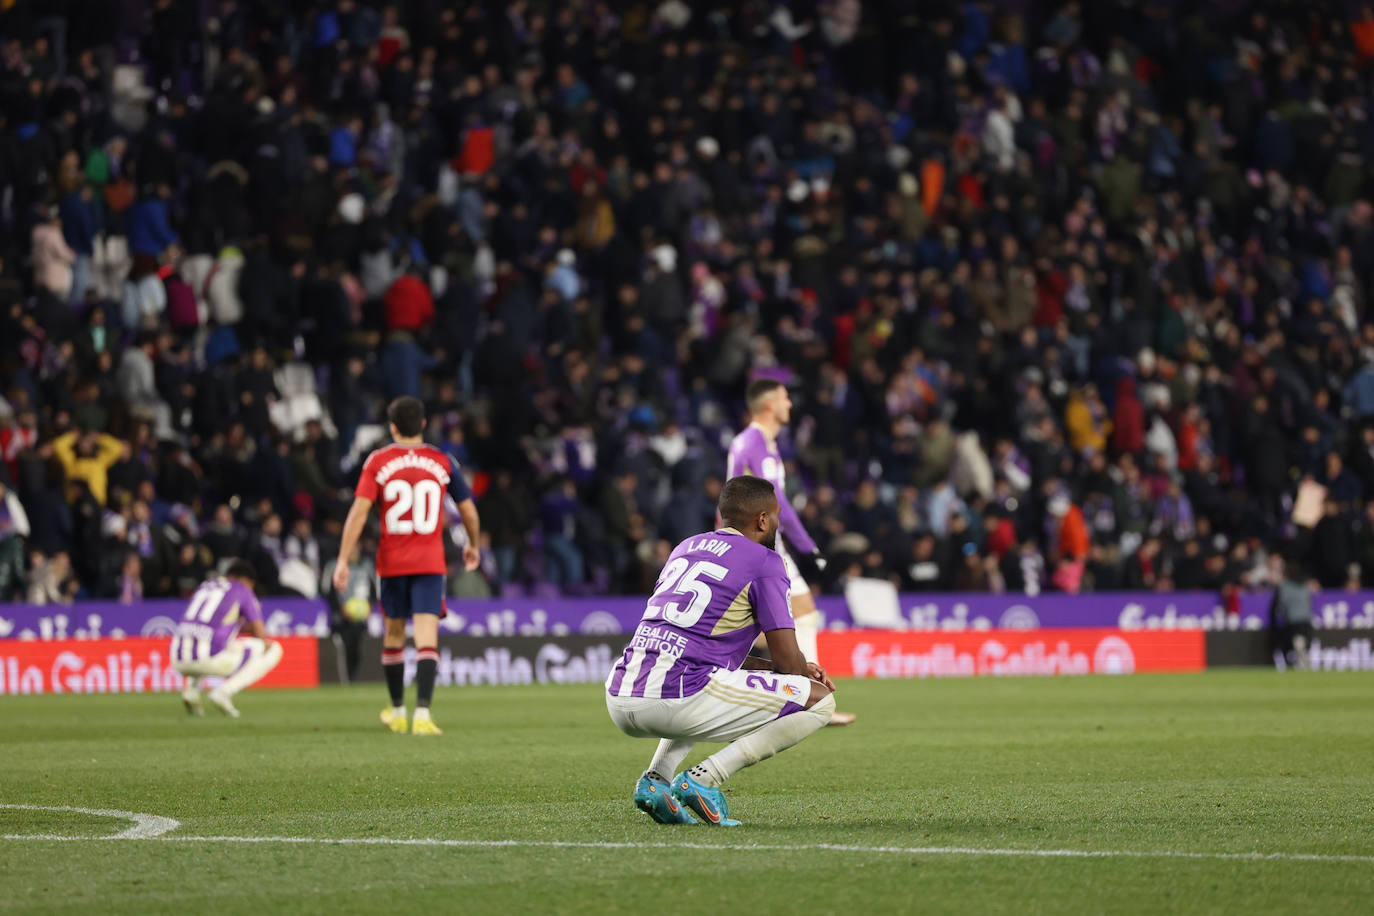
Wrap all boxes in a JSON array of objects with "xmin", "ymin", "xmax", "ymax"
[{"xmin": 644, "ymin": 558, "xmax": 728, "ymax": 627}]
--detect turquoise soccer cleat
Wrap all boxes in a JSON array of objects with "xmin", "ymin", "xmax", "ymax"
[
  {"xmin": 634, "ymin": 775, "xmax": 699, "ymax": 825},
  {"xmin": 669, "ymin": 772, "xmax": 741, "ymax": 827}
]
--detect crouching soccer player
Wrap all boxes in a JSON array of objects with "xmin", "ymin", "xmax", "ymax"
[
  {"xmin": 170, "ymin": 560, "xmax": 282, "ymax": 718},
  {"xmin": 606, "ymin": 476, "xmax": 835, "ymax": 826}
]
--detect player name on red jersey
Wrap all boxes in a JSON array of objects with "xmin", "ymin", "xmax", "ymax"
[
  {"xmin": 373, "ymin": 451, "xmax": 452, "ymax": 487},
  {"xmin": 358, "ymin": 444, "xmax": 472, "ymax": 579}
]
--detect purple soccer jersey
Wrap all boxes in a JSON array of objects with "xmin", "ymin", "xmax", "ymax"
[
  {"xmin": 170, "ymin": 577, "xmax": 263, "ymax": 662},
  {"xmin": 726, "ymin": 424, "xmax": 817, "ymax": 554},
  {"xmin": 605, "ymin": 529, "xmax": 795, "ymax": 700}
]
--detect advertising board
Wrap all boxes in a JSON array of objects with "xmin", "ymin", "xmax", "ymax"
[
  {"xmin": 819, "ymin": 629, "xmax": 1206, "ymax": 679},
  {"xmin": 1206, "ymin": 629, "xmax": 1374, "ymax": 671},
  {"xmin": 321, "ymin": 635, "xmax": 617, "ymax": 687},
  {"xmin": 5, "ymin": 591, "xmax": 1374, "ymax": 644},
  {"xmin": 0, "ymin": 636, "xmax": 319, "ymax": 695}
]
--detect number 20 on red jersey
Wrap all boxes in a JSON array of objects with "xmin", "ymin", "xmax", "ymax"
[{"xmin": 356, "ymin": 444, "xmax": 471, "ymax": 577}]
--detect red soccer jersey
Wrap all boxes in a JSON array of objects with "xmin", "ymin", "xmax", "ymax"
[
  {"xmin": 1, "ymin": 425, "xmax": 36, "ymax": 482},
  {"xmin": 356, "ymin": 443, "xmax": 472, "ymax": 578}
]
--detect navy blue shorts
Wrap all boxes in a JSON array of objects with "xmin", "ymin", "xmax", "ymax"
[{"xmin": 379, "ymin": 574, "xmax": 447, "ymax": 619}]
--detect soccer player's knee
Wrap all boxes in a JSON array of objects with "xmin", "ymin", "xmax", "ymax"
[
  {"xmin": 806, "ymin": 691, "xmax": 835, "ymax": 724},
  {"xmin": 264, "ymin": 640, "xmax": 284, "ymax": 668},
  {"xmin": 804, "ymin": 680, "xmax": 832, "ymax": 710}
]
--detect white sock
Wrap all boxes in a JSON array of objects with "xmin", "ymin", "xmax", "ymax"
[
  {"xmin": 696, "ymin": 694, "xmax": 835, "ymax": 786},
  {"xmin": 217, "ymin": 639, "xmax": 283, "ymax": 697},
  {"xmin": 647, "ymin": 738, "xmax": 695, "ymax": 782},
  {"xmin": 182, "ymin": 676, "xmax": 202, "ymax": 695},
  {"xmin": 794, "ymin": 612, "xmax": 819, "ymax": 663},
  {"xmin": 413, "ymin": 707, "xmax": 431, "ymax": 722},
  {"xmin": 391, "ymin": 705, "xmax": 407, "ymax": 718}
]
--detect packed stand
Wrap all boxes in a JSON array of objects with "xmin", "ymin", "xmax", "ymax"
[{"xmin": 3, "ymin": 0, "xmax": 1374, "ymax": 605}]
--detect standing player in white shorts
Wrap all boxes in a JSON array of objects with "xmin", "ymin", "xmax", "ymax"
[
  {"xmin": 170, "ymin": 560, "xmax": 282, "ymax": 718},
  {"xmin": 727, "ymin": 378, "xmax": 856, "ymax": 725},
  {"xmin": 606, "ymin": 476, "xmax": 836, "ymax": 826}
]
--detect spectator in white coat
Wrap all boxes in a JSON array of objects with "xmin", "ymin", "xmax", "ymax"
[{"xmin": 31, "ymin": 209, "xmax": 76, "ymax": 300}]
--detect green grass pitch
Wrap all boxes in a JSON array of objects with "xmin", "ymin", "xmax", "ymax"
[{"xmin": 2, "ymin": 670, "xmax": 1373, "ymax": 914}]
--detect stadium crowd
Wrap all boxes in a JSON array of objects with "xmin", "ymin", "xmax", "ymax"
[{"xmin": 4, "ymin": 0, "xmax": 1374, "ymax": 606}]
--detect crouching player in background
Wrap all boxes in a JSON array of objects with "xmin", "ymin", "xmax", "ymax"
[
  {"xmin": 170, "ymin": 560, "xmax": 281, "ymax": 718},
  {"xmin": 606, "ymin": 476, "xmax": 835, "ymax": 826}
]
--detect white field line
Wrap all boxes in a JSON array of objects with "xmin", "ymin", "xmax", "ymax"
[
  {"xmin": 150, "ymin": 837, "xmax": 1374, "ymax": 864},
  {"xmin": 1, "ymin": 805, "xmax": 1371, "ymax": 864},
  {"xmin": 0, "ymin": 804, "xmax": 180, "ymax": 839}
]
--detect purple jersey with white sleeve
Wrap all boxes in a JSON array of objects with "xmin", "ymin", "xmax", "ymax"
[
  {"xmin": 605, "ymin": 528, "xmax": 794, "ymax": 700},
  {"xmin": 170, "ymin": 577, "xmax": 263, "ymax": 663},
  {"xmin": 726, "ymin": 424, "xmax": 817, "ymax": 554}
]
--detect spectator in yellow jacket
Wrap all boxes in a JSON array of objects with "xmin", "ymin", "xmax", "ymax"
[
  {"xmin": 51, "ymin": 429, "xmax": 126, "ymax": 506},
  {"xmin": 1064, "ymin": 385, "xmax": 1112, "ymax": 456}
]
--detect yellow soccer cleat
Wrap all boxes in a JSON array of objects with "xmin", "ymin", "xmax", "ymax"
[
  {"xmin": 410, "ymin": 716, "xmax": 443, "ymax": 736},
  {"xmin": 380, "ymin": 708, "xmax": 408, "ymax": 733}
]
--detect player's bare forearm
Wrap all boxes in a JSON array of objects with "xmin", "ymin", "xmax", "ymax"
[
  {"xmin": 457, "ymin": 498, "xmax": 483, "ymax": 572},
  {"xmin": 763, "ymin": 628, "xmax": 810, "ymax": 677},
  {"xmin": 336, "ymin": 497, "xmax": 373, "ymax": 567},
  {"xmin": 743, "ymin": 655, "xmax": 775, "ymax": 672},
  {"xmin": 458, "ymin": 498, "xmax": 481, "ymax": 546}
]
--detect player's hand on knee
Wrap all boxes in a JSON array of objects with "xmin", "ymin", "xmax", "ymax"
[{"xmin": 807, "ymin": 661, "xmax": 834, "ymax": 691}]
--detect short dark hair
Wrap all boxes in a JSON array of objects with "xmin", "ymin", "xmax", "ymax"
[
  {"xmin": 718, "ymin": 475, "xmax": 777, "ymax": 528},
  {"xmin": 222, "ymin": 559, "xmax": 256, "ymax": 583},
  {"xmin": 388, "ymin": 396, "xmax": 426, "ymax": 437},
  {"xmin": 746, "ymin": 378, "xmax": 784, "ymax": 413}
]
